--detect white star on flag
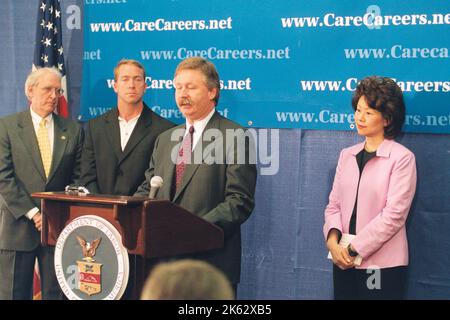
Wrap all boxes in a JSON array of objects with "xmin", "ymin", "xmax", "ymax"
[
  {"xmin": 32, "ymin": 1, "xmax": 70, "ymax": 299},
  {"xmin": 33, "ymin": 0, "xmax": 69, "ymax": 118}
]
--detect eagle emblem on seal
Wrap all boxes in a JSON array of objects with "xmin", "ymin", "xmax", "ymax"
[{"xmin": 76, "ymin": 235, "xmax": 101, "ymax": 262}]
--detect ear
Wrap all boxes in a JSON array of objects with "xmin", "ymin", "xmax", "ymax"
[
  {"xmin": 383, "ymin": 117, "xmax": 390, "ymax": 127},
  {"xmin": 113, "ymin": 80, "xmax": 119, "ymax": 94},
  {"xmin": 27, "ymin": 85, "xmax": 34, "ymax": 100},
  {"xmin": 208, "ymin": 87, "xmax": 217, "ymax": 102}
]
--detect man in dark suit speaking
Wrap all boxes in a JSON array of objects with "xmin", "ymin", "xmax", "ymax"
[
  {"xmin": 135, "ymin": 57, "xmax": 257, "ymax": 292},
  {"xmin": 0, "ymin": 67, "xmax": 83, "ymax": 299},
  {"xmin": 80, "ymin": 59, "xmax": 173, "ymax": 196}
]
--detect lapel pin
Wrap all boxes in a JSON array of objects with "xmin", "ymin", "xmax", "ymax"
[{"xmin": 61, "ymin": 135, "xmax": 66, "ymax": 140}]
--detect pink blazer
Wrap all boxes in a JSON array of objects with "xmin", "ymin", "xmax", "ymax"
[{"xmin": 324, "ymin": 139, "xmax": 417, "ymax": 269}]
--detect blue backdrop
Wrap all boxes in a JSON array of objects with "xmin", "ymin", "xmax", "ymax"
[
  {"xmin": 1, "ymin": 0, "xmax": 449, "ymax": 299},
  {"xmin": 80, "ymin": 0, "xmax": 450, "ymax": 133}
]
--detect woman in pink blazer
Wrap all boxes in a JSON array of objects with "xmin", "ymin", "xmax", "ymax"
[{"xmin": 324, "ymin": 76, "xmax": 417, "ymax": 299}]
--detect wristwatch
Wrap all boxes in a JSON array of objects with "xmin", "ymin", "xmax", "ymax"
[{"xmin": 347, "ymin": 244, "xmax": 358, "ymax": 257}]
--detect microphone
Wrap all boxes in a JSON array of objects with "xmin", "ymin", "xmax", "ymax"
[{"xmin": 149, "ymin": 176, "xmax": 163, "ymax": 199}]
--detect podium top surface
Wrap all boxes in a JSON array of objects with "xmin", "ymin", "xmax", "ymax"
[{"xmin": 32, "ymin": 192, "xmax": 149, "ymax": 206}]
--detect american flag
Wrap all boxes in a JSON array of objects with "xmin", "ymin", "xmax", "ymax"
[
  {"xmin": 33, "ymin": 0, "xmax": 69, "ymax": 118},
  {"xmin": 32, "ymin": 0, "xmax": 68, "ymax": 300}
]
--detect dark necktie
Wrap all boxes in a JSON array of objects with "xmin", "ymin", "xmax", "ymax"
[{"xmin": 175, "ymin": 125, "xmax": 194, "ymax": 189}]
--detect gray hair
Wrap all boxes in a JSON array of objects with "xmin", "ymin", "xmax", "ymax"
[
  {"xmin": 24, "ymin": 67, "xmax": 62, "ymax": 100},
  {"xmin": 141, "ymin": 259, "xmax": 234, "ymax": 300}
]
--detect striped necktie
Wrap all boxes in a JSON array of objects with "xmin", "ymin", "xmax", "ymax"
[{"xmin": 175, "ymin": 125, "xmax": 194, "ymax": 189}]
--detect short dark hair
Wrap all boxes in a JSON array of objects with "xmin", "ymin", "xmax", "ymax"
[
  {"xmin": 352, "ymin": 76, "xmax": 405, "ymax": 139},
  {"xmin": 174, "ymin": 57, "xmax": 220, "ymax": 106}
]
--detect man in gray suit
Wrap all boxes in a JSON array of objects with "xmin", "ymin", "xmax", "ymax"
[
  {"xmin": 0, "ymin": 67, "xmax": 83, "ymax": 299},
  {"xmin": 80, "ymin": 59, "xmax": 173, "ymax": 196},
  {"xmin": 135, "ymin": 57, "xmax": 257, "ymax": 292}
]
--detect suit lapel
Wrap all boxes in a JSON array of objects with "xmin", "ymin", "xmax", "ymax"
[
  {"xmin": 119, "ymin": 107, "xmax": 152, "ymax": 165},
  {"xmin": 47, "ymin": 114, "xmax": 68, "ymax": 183},
  {"xmin": 17, "ymin": 111, "xmax": 46, "ymax": 181},
  {"xmin": 160, "ymin": 135, "xmax": 179, "ymax": 200},
  {"xmin": 104, "ymin": 109, "xmax": 123, "ymax": 161},
  {"xmin": 173, "ymin": 112, "xmax": 220, "ymax": 202}
]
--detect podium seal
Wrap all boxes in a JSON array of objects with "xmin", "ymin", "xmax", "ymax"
[{"xmin": 54, "ymin": 215, "xmax": 129, "ymax": 300}]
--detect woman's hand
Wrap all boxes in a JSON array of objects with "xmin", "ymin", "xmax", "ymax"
[
  {"xmin": 326, "ymin": 228, "xmax": 355, "ymax": 270},
  {"xmin": 328, "ymin": 242, "xmax": 355, "ymax": 270}
]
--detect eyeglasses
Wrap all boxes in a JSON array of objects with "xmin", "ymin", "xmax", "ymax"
[{"xmin": 39, "ymin": 86, "xmax": 64, "ymax": 97}]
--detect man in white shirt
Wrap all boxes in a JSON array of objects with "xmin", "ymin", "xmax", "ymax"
[
  {"xmin": 80, "ymin": 59, "xmax": 173, "ymax": 196},
  {"xmin": 0, "ymin": 67, "xmax": 83, "ymax": 299}
]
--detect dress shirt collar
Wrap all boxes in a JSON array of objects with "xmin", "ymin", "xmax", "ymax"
[
  {"xmin": 184, "ymin": 108, "xmax": 216, "ymax": 136},
  {"xmin": 30, "ymin": 108, "xmax": 53, "ymax": 127}
]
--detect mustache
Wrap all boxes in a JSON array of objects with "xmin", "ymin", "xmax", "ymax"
[{"xmin": 180, "ymin": 98, "xmax": 192, "ymax": 105}]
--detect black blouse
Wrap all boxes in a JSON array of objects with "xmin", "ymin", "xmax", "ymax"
[{"xmin": 349, "ymin": 148, "xmax": 377, "ymax": 235}]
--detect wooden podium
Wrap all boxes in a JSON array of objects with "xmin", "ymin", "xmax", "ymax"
[{"xmin": 32, "ymin": 192, "xmax": 224, "ymax": 299}]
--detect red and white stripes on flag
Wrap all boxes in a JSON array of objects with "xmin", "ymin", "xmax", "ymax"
[{"xmin": 32, "ymin": 0, "xmax": 68, "ymax": 299}]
